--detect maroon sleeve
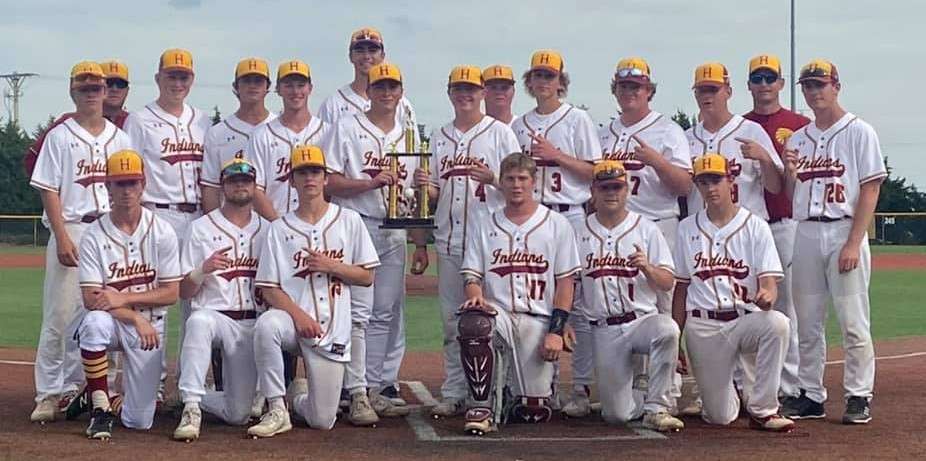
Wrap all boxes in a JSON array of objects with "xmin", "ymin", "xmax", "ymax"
[{"xmin": 23, "ymin": 113, "xmax": 73, "ymax": 177}]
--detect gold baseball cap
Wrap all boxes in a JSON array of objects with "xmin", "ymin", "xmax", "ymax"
[
  {"xmin": 70, "ymin": 61, "xmax": 105, "ymax": 89},
  {"xmin": 220, "ymin": 158, "xmax": 257, "ymax": 182},
  {"xmin": 748, "ymin": 54, "xmax": 781, "ymax": 75},
  {"xmin": 159, "ymin": 48, "xmax": 194, "ymax": 74},
  {"xmin": 592, "ymin": 160, "xmax": 628, "ymax": 184},
  {"xmin": 530, "ymin": 50, "xmax": 564, "ymax": 73},
  {"xmin": 798, "ymin": 59, "xmax": 839, "ymax": 84},
  {"xmin": 235, "ymin": 57, "xmax": 270, "ymax": 80},
  {"xmin": 693, "ymin": 62, "xmax": 729, "ymax": 88},
  {"xmin": 107, "ymin": 150, "xmax": 145, "ymax": 181},
  {"xmin": 350, "ymin": 27, "xmax": 384, "ymax": 49},
  {"xmin": 368, "ymin": 63, "xmax": 402, "ymax": 85},
  {"xmin": 277, "ymin": 60, "xmax": 311, "ymax": 81},
  {"xmin": 100, "ymin": 60, "xmax": 129, "ymax": 82},
  {"xmin": 448, "ymin": 65, "xmax": 483, "ymax": 87},
  {"xmin": 290, "ymin": 145, "xmax": 326, "ymax": 171},
  {"xmin": 483, "ymin": 65, "xmax": 514, "ymax": 83},
  {"xmin": 692, "ymin": 154, "xmax": 728, "ymax": 178},
  {"xmin": 615, "ymin": 57, "xmax": 652, "ymax": 83}
]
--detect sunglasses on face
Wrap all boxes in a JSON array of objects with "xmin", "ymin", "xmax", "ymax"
[
  {"xmin": 106, "ymin": 79, "xmax": 128, "ymax": 89},
  {"xmin": 531, "ymin": 70, "xmax": 557, "ymax": 80},
  {"xmin": 351, "ymin": 45, "xmax": 382, "ymax": 54},
  {"xmin": 616, "ymin": 67, "xmax": 646, "ymax": 78},
  {"xmin": 77, "ymin": 85, "xmax": 104, "ymax": 94},
  {"xmin": 801, "ymin": 80, "xmax": 830, "ymax": 90},
  {"xmin": 749, "ymin": 73, "xmax": 779, "ymax": 85},
  {"xmin": 596, "ymin": 182, "xmax": 626, "ymax": 192}
]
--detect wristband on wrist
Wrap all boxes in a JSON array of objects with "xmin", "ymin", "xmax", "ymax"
[
  {"xmin": 549, "ymin": 308, "xmax": 569, "ymax": 336},
  {"xmin": 188, "ymin": 268, "xmax": 205, "ymax": 285}
]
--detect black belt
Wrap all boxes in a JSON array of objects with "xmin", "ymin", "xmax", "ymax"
[
  {"xmin": 768, "ymin": 217, "xmax": 784, "ymax": 224},
  {"xmin": 690, "ymin": 309, "xmax": 750, "ymax": 322},
  {"xmin": 80, "ymin": 214, "xmax": 100, "ymax": 224},
  {"xmin": 219, "ymin": 310, "xmax": 257, "ymax": 321},
  {"xmin": 589, "ymin": 311, "xmax": 637, "ymax": 326},
  {"xmin": 152, "ymin": 202, "xmax": 200, "ymax": 213},
  {"xmin": 543, "ymin": 203, "xmax": 572, "ymax": 213},
  {"xmin": 805, "ymin": 216, "xmax": 849, "ymax": 223}
]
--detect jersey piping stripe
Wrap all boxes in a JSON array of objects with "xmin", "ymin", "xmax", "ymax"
[
  {"xmin": 721, "ymin": 211, "xmax": 751, "ymax": 311},
  {"xmin": 223, "ymin": 118, "xmax": 252, "ymax": 140},
  {"xmin": 584, "ymin": 216, "xmax": 614, "ymax": 316},
  {"xmin": 490, "ymin": 212, "xmax": 519, "ymax": 314},
  {"xmin": 356, "ymin": 115, "xmax": 406, "ymax": 212},
  {"xmin": 805, "ymin": 116, "xmax": 857, "ymax": 219},
  {"xmin": 338, "ymin": 89, "xmax": 367, "ymax": 113},
  {"xmin": 145, "ymin": 104, "xmax": 195, "ymax": 204},
  {"xmin": 137, "ymin": 212, "xmax": 158, "ymax": 291},
  {"xmin": 461, "ymin": 120, "xmax": 497, "ymax": 257},
  {"xmin": 694, "ymin": 213, "xmax": 724, "ymax": 311},
  {"xmin": 281, "ymin": 215, "xmax": 333, "ymax": 340},
  {"xmin": 521, "ymin": 106, "xmax": 574, "ymax": 204},
  {"xmin": 522, "ymin": 209, "xmax": 552, "ymax": 314},
  {"xmin": 62, "ymin": 122, "xmax": 108, "ymax": 215},
  {"xmin": 319, "ymin": 205, "xmax": 342, "ymax": 337},
  {"xmin": 206, "ymin": 213, "xmax": 248, "ymax": 311}
]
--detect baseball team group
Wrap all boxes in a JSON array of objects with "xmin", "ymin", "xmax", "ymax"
[{"xmin": 24, "ymin": 26, "xmax": 885, "ymax": 442}]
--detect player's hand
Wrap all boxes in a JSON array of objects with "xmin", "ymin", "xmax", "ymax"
[
  {"xmin": 754, "ymin": 287, "xmax": 775, "ymax": 310},
  {"xmin": 293, "ymin": 310, "xmax": 324, "ymax": 339},
  {"xmin": 838, "ymin": 242, "xmax": 861, "ymax": 273},
  {"xmin": 410, "ymin": 246, "xmax": 429, "ymax": 275},
  {"xmin": 735, "ymin": 137, "xmax": 771, "ymax": 163},
  {"xmin": 542, "ymin": 333, "xmax": 565, "ymax": 362},
  {"xmin": 528, "ymin": 133, "xmax": 561, "ymax": 162},
  {"xmin": 468, "ymin": 160, "xmax": 495, "ymax": 185},
  {"xmin": 413, "ymin": 168, "xmax": 430, "ymax": 188},
  {"xmin": 563, "ymin": 323, "xmax": 576, "ymax": 353},
  {"xmin": 676, "ymin": 352, "xmax": 689, "ymax": 375},
  {"xmin": 628, "ymin": 244, "xmax": 652, "ymax": 272},
  {"xmin": 371, "ymin": 170, "xmax": 399, "ymax": 189},
  {"xmin": 460, "ymin": 295, "xmax": 495, "ymax": 314},
  {"xmin": 631, "ymin": 135, "xmax": 661, "ymax": 166},
  {"xmin": 783, "ymin": 149, "xmax": 800, "ymax": 179},
  {"xmin": 56, "ymin": 232, "xmax": 79, "ymax": 267},
  {"xmin": 305, "ymin": 248, "xmax": 339, "ymax": 274},
  {"xmin": 133, "ymin": 316, "xmax": 160, "ymax": 351},
  {"xmin": 88, "ymin": 288, "xmax": 128, "ymax": 311},
  {"xmin": 202, "ymin": 246, "xmax": 233, "ymax": 274}
]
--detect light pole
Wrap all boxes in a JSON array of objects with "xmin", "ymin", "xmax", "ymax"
[{"xmin": 790, "ymin": 0, "xmax": 796, "ymax": 111}]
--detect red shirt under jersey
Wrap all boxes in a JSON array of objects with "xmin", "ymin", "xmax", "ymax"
[{"xmin": 743, "ymin": 108, "xmax": 811, "ymax": 221}]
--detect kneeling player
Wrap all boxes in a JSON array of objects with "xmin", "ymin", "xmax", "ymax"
[
  {"xmin": 77, "ymin": 150, "xmax": 181, "ymax": 439},
  {"xmin": 577, "ymin": 160, "xmax": 683, "ymax": 432},
  {"xmin": 458, "ymin": 153, "xmax": 581, "ymax": 435},
  {"xmin": 173, "ymin": 159, "xmax": 270, "ymax": 441},
  {"xmin": 247, "ymin": 145, "xmax": 379, "ymax": 437},
  {"xmin": 672, "ymin": 154, "xmax": 794, "ymax": 432}
]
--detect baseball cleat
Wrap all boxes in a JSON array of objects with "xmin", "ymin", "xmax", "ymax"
[
  {"xmin": 31, "ymin": 398, "xmax": 57, "ymax": 423},
  {"xmin": 247, "ymin": 408, "xmax": 292, "ymax": 438},
  {"xmin": 371, "ymin": 392, "xmax": 410, "ymax": 417},
  {"xmin": 562, "ymin": 391, "xmax": 591, "ymax": 418},
  {"xmin": 86, "ymin": 408, "xmax": 115, "ymax": 440},
  {"xmin": 781, "ymin": 393, "xmax": 825, "ymax": 420},
  {"xmin": 842, "ymin": 396, "xmax": 872, "ymax": 424},
  {"xmin": 431, "ymin": 397, "xmax": 466, "ymax": 419},
  {"xmin": 379, "ymin": 384, "xmax": 407, "ymax": 407},
  {"xmin": 348, "ymin": 393, "xmax": 380, "ymax": 427},
  {"xmin": 642, "ymin": 411, "xmax": 684, "ymax": 432},
  {"xmin": 463, "ymin": 407, "xmax": 497, "ymax": 436},
  {"xmin": 172, "ymin": 405, "xmax": 202, "ymax": 442},
  {"xmin": 63, "ymin": 388, "xmax": 90, "ymax": 420},
  {"xmin": 679, "ymin": 398, "xmax": 703, "ymax": 417},
  {"xmin": 749, "ymin": 413, "xmax": 795, "ymax": 432}
]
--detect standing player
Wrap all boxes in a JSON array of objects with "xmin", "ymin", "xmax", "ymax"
[
  {"xmin": 458, "ymin": 152, "xmax": 581, "ymax": 435},
  {"xmin": 672, "ymin": 154, "xmax": 794, "ymax": 432},
  {"xmin": 511, "ymin": 49, "xmax": 601, "ymax": 418},
  {"xmin": 577, "ymin": 160, "xmax": 683, "ymax": 432},
  {"xmin": 483, "ymin": 65, "xmax": 516, "ymax": 125},
  {"xmin": 76, "ymin": 149, "xmax": 181, "ymax": 439},
  {"xmin": 251, "ymin": 60, "xmax": 331, "ymax": 220},
  {"xmin": 742, "ymin": 54, "xmax": 811, "ymax": 405},
  {"xmin": 409, "ymin": 65, "xmax": 520, "ymax": 418},
  {"xmin": 173, "ymin": 158, "xmax": 270, "ymax": 441},
  {"xmin": 781, "ymin": 60, "xmax": 885, "ymax": 424},
  {"xmin": 322, "ymin": 62, "xmax": 414, "ymax": 421},
  {"xmin": 29, "ymin": 62, "xmax": 133, "ymax": 423},
  {"xmin": 201, "ymin": 58, "xmax": 275, "ymax": 213},
  {"xmin": 247, "ymin": 145, "xmax": 379, "ymax": 437}
]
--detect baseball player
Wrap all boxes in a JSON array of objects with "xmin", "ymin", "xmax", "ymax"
[
  {"xmin": 408, "ymin": 65, "xmax": 520, "ymax": 418},
  {"xmin": 250, "ymin": 60, "xmax": 331, "ymax": 220},
  {"xmin": 483, "ymin": 65, "xmax": 517, "ymax": 125},
  {"xmin": 742, "ymin": 54, "xmax": 811, "ymax": 405},
  {"xmin": 458, "ymin": 152, "xmax": 581, "ymax": 435},
  {"xmin": 511, "ymin": 49, "xmax": 601, "ymax": 418},
  {"xmin": 29, "ymin": 61, "xmax": 133, "ymax": 423},
  {"xmin": 201, "ymin": 58, "xmax": 275, "ymax": 213},
  {"xmin": 76, "ymin": 149, "xmax": 182, "ymax": 439},
  {"xmin": 172, "ymin": 158, "xmax": 270, "ymax": 441},
  {"xmin": 686, "ymin": 62, "xmax": 784, "ymax": 221},
  {"xmin": 247, "ymin": 145, "xmax": 379, "ymax": 437},
  {"xmin": 780, "ymin": 60, "xmax": 885, "ymax": 425},
  {"xmin": 576, "ymin": 160, "xmax": 683, "ymax": 432},
  {"xmin": 672, "ymin": 153, "xmax": 794, "ymax": 432},
  {"xmin": 322, "ymin": 62, "xmax": 416, "ymax": 422}
]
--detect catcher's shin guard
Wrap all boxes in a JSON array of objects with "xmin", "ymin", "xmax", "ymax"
[
  {"xmin": 506, "ymin": 396, "xmax": 553, "ymax": 424},
  {"xmin": 458, "ymin": 310, "xmax": 495, "ymax": 402}
]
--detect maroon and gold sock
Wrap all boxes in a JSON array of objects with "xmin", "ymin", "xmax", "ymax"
[{"xmin": 81, "ymin": 349, "xmax": 109, "ymax": 407}]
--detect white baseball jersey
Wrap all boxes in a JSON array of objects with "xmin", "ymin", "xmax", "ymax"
[
  {"xmin": 78, "ymin": 208, "xmax": 182, "ymax": 318},
  {"xmin": 317, "ymin": 84, "xmax": 417, "ymax": 128},
  {"xmin": 598, "ymin": 112, "xmax": 692, "ymax": 220},
  {"xmin": 674, "ymin": 207, "xmax": 783, "ymax": 313},
  {"xmin": 123, "ymin": 103, "xmax": 212, "ymax": 205},
  {"xmin": 322, "ymin": 114, "xmax": 418, "ymax": 219},
  {"xmin": 30, "ymin": 118, "xmax": 132, "ymax": 226},
  {"xmin": 577, "ymin": 211, "xmax": 674, "ymax": 319},
  {"xmin": 429, "ymin": 116, "xmax": 521, "ymax": 257},
  {"xmin": 685, "ymin": 115, "xmax": 782, "ymax": 220},
  {"xmin": 180, "ymin": 209, "xmax": 271, "ymax": 312},
  {"xmin": 785, "ymin": 113, "xmax": 887, "ymax": 221},
  {"xmin": 460, "ymin": 206, "xmax": 581, "ymax": 316},
  {"xmin": 255, "ymin": 206, "xmax": 380, "ymax": 362},
  {"xmin": 250, "ymin": 117, "xmax": 332, "ymax": 214},
  {"xmin": 511, "ymin": 104, "xmax": 601, "ymax": 206},
  {"xmin": 200, "ymin": 113, "xmax": 276, "ymax": 188}
]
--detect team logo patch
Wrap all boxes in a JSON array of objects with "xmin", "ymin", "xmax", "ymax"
[
  {"xmin": 794, "ymin": 156, "xmax": 847, "ymax": 182},
  {"xmin": 602, "ymin": 150, "xmax": 645, "ymax": 171},
  {"xmin": 159, "ymin": 138, "xmax": 204, "ymax": 165},
  {"xmin": 691, "ymin": 251, "xmax": 750, "ymax": 280},
  {"xmin": 488, "ymin": 249, "xmax": 550, "ymax": 277},
  {"xmin": 292, "ymin": 248, "xmax": 344, "ymax": 279},
  {"xmin": 106, "ymin": 262, "xmax": 157, "ymax": 291},
  {"xmin": 583, "ymin": 253, "xmax": 639, "ymax": 279}
]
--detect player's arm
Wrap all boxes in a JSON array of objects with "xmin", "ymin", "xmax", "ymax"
[
  {"xmin": 840, "ymin": 179, "xmax": 883, "ymax": 273},
  {"xmin": 530, "ymin": 133, "xmax": 595, "ymax": 181},
  {"xmin": 252, "ymin": 189, "xmax": 279, "ymax": 221},
  {"xmin": 81, "ymin": 281, "xmax": 179, "ymax": 311},
  {"xmin": 304, "ymin": 248, "xmax": 373, "ymax": 286},
  {"xmin": 179, "ymin": 245, "xmax": 234, "ymax": 299},
  {"xmin": 325, "ymin": 172, "xmax": 390, "ymax": 198},
  {"xmin": 79, "ymin": 294, "xmax": 161, "ymax": 349},
  {"xmin": 671, "ymin": 281, "xmax": 689, "ymax": 332},
  {"xmin": 629, "ymin": 243, "xmax": 674, "ymax": 292},
  {"xmin": 754, "ymin": 276, "xmax": 779, "ymax": 311},
  {"xmin": 37, "ymin": 189, "xmax": 79, "ymax": 267},
  {"xmin": 631, "ymin": 135, "xmax": 692, "ymax": 196},
  {"xmin": 409, "ymin": 229, "xmax": 430, "ymax": 275}
]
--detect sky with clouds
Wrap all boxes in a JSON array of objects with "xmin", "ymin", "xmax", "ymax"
[{"xmin": 3, "ymin": 0, "xmax": 923, "ymax": 186}]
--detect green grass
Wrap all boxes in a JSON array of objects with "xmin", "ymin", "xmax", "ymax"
[{"xmin": 870, "ymin": 245, "xmax": 926, "ymax": 254}]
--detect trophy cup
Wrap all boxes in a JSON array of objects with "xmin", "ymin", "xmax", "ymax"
[{"xmin": 380, "ymin": 108, "xmax": 436, "ymax": 229}]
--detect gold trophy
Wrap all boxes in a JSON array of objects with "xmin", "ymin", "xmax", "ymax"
[{"xmin": 381, "ymin": 108, "xmax": 436, "ymax": 229}]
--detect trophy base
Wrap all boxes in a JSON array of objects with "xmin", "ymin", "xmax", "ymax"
[{"xmin": 380, "ymin": 218, "xmax": 437, "ymax": 229}]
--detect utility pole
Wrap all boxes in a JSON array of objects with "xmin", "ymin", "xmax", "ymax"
[
  {"xmin": 790, "ymin": 0, "xmax": 796, "ymax": 112},
  {"xmin": 0, "ymin": 72, "xmax": 39, "ymax": 127}
]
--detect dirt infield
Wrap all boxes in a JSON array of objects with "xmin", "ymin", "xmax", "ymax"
[{"xmin": 2, "ymin": 338, "xmax": 926, "ymax": 460}]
